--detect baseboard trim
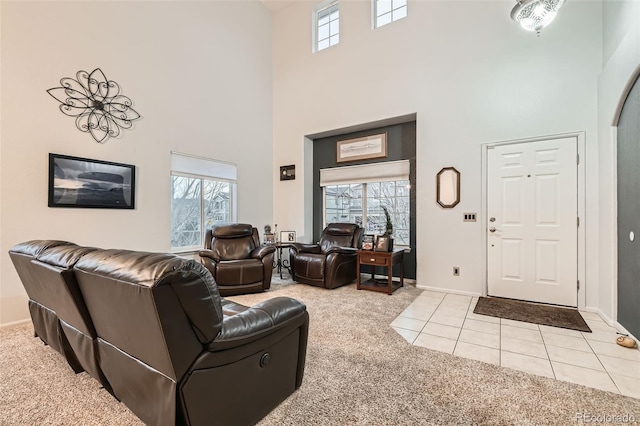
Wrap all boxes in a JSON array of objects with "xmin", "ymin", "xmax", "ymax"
[
  {"xmin": 415, "ymin": 284, "xmax": 481, "ymax": 298},
  {"xmin": 0, "ymin": 319, "xmax": 30, "ymax": 330}
]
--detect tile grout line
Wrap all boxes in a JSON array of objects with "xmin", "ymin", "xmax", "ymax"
[
  {"xmin": 418, "ymin": 295, "xmax": 443, "ymax": 335},
  {"xmin": 583, "ymin": 336, "xmax": 624, "ymax": 395},
  {"xmin": 453, "ymin": 297, "xmax": 474, "ymax": 355},
  {"xmin": 539, "ymin": 325, "xmax": 557, "ymax": 380}
]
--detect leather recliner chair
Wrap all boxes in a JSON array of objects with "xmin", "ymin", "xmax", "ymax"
[
  {"xmin": 289, "ymin": 222, "xmax": 363, "ymax": 289},
  {"xmin": 199, "ymin": 223, "xmax": 276, "ymax": 296}
]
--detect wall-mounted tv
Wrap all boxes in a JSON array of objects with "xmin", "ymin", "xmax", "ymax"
[{"xmin": 48, "ymin": 153, "xmax": 135, "ymax": 209}]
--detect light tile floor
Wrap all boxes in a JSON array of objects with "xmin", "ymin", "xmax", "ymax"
[{"xmin": 391, "ymin": 290, "xmax": 640, "ymax": 399}]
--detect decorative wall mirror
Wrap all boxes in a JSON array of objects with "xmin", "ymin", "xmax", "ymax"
[{"xmin": 436, "ymin": 167, "xmax": 460, "ymax": 208}]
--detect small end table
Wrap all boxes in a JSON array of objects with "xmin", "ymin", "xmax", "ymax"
[
  {"xmin": 273, "ymin": 242, "xmax": 292, "ymax": 279},
  {"xmin": 356, "ymin": 248, "xmax": 404, "ymax": 295}
]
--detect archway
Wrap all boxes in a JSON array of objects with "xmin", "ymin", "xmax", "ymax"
[{"xmin": 616, "ymin": 68, "xmax": 640, "ymax": 339}]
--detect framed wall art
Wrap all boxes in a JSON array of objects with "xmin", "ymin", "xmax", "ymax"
[
  {"xmin": 48, "ymin": 153, "xmax": 135, "ymax": 209},
  {"xmin": 280, "ymin": 164, "xmax": 295, "ymax": 181},
  {"xmin": 336, "ymin": 133, "xmax": 387, "ymax": 163}
]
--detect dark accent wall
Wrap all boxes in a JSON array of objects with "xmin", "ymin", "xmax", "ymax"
[
  {"xmin": 617, "ymin": 75, "xmax": 640, "ymax": 339},
  {"xmin": 313, "ymin": 121, "xmax": 417, "ymax": 279}
]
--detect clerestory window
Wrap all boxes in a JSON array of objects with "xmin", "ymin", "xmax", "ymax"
[
  {"xmin": 314, "ymin": 1, "xmax": 340, "ymax": 52},
  {"xmin": 373, "ymin": 0, "xmax": 407, "ymax": 28}
]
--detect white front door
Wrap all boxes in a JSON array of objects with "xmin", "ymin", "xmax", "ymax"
[{"xmin": 487, "ymin": 137, "xmax": 578, "ymax": 307}]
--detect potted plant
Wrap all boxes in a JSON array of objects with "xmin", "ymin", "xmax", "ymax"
[{"xmin": 381, "ymin": 206, "xmax": 394, "ymax": 251}]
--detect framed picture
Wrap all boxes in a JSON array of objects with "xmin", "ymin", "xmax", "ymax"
[
  {"xmin": 280, "ymin": 231, "xmax": 296, "ymax": 243},
  {"xmin": 48, "ymin": 153, "xmax": 135, "ymax": 209},
  {"xmin": 280, "ymin": 164, "xmax": 295, "ymax": 181},
  {"xmin": 264, "ymin": 233, "xmax": 275, "ymax": 244},
  {"xmin": 375, "ymin": 235, "xmax": 390, "ymax": 252},
  {"xmin": 336, "ymin": 133, "xmax": 387, "ymax": 163},
  {"xmin": 361, "ymin": 234, "xmax": 375, "ymax": 250}
]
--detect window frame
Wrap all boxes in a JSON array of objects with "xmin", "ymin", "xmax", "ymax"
[
  {"xmin": 372, "ymin": 0, "xmax": 408, "ymax": 29},
  {"xmin": 322, "ymin": 179, "xmax": 411, "ymax": 246},
  {"xmin": 169, "ymin": 152, "xmax": 238, "ymax": 253},
  {"xmin": 313, "ymin": 0, "xmax": 340, "ymax": 53}
]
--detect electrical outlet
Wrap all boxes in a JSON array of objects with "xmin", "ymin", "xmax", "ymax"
[{"xmin": 453, "ymin": 267, "xmax": 460, "ymax": 276}]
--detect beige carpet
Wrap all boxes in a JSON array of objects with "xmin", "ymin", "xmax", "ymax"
[{"xmin": 1, "ymin": 282, "xmax": 639, "ymax": 425}]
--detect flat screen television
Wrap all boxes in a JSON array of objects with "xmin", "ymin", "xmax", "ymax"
[{"xmin": 48, "ymin": 153, "xmax": 135, "ymax": 209}]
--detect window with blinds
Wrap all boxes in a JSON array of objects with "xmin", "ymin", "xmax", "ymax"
[
  {"xmin": 320, "ymin": 160, "xmax": 410, "ymax": 245},
  {"xmin": 170, "ymin": 152, "xmax": 237, "ymax": 251}
]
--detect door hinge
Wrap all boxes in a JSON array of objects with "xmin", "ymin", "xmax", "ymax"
[
  {"xmin": 577, "ymin": 153, "xmax": 580, "ymax": 164},
  {"xmin": 577, "ymin": 280, "xmax": 580, "ymax": 290},
  {"xmin": 577, "ymin": 217, "xmax": 580, "ymax": 227}
]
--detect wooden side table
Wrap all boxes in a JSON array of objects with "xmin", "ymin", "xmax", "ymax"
[{"xmin": 356, "ymin": 248, "xmax": 404, "ymax": 295}]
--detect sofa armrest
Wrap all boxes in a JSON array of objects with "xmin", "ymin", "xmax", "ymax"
[
  {"xmin": 289, "ymin": 243, "xmax": 321, "ymax": 255},
  {"xmin": 209, "ymin": 297, "xmax": 307, "ymax": 351},
  {"xmin": 325, "ymin": 246, "xmax": 357, "ymax": 256},
  {"xmin": 198, "ymin": 249, "xmax": 220, "ymax": 263},
  {"xmin": 250, "ymin": 245, "xmax": 276, "ymax": 260}
]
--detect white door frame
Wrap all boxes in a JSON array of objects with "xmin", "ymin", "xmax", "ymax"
[{"xmin": 481, "ymin": 131, "xmax": 586, "ymax": 310}]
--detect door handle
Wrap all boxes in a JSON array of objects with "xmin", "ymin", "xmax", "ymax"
[{"xmin": 489, "ymin": 227, "xmax": 502, "ymax": 233}]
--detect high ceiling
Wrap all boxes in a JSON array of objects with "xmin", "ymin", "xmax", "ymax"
[{"xmin": 260, "ymin": 0, "xmax": 296, "ymax": 12}]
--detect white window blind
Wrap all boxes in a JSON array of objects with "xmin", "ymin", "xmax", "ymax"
[
  {"xmin": 170, "ymin": 152, "xmax": 236, "ymax": 182},
  {"xmin": 320, "ymin": 160, "xmax": 409, "ymax": 186}
]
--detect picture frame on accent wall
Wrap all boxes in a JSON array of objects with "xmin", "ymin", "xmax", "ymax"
[{"xmin": 336, "ymin": 133, "xmax": 387, "ymax": 163}]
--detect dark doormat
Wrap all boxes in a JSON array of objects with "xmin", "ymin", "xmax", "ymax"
[{"xmin": 474, "ymin": 297, "xmax": 592, "ymax": 332}]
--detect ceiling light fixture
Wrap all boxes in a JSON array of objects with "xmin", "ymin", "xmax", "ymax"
[{"xmin": 511, "ymin": 0, "xmax": 565, "ymax": 35}]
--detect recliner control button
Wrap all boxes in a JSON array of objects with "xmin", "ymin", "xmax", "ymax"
[{"xmin": 260, "ymin": 352, "xmax": 270, "ymax": 367}]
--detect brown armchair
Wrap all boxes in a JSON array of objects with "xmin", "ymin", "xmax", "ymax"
[
  {"xmin": 199, "ymin": 223, "xmax": 276, "ymax": 296},
  {"xmin": 289, "ymin": 223, "xmax": 363, "ymax": 289}
]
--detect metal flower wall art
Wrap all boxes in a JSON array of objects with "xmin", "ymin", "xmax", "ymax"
[{"xmin": 47, "ymin": 68, "xmax": 141, "ymax": 143}]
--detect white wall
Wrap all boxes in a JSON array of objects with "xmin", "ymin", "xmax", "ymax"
[
  {"xmin": 598, "ymin": 0, "xmax": 640, "ymax": 322},
  {"xmin": 272, "ymin": 1, "xmax": 603, "ymax": 298},
  {"xmin": 0, "ymin": 1, "xmax": 274, "ymax": 325}
]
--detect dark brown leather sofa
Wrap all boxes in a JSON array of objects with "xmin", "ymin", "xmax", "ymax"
[
  {"xmin": 289, "ymin": 223, "xmax": 363, "ymax": 289},
  {"xmin": 9, "ymin": 240, "xmax": 90, "ymax": 374},
  {"xmin": 9, "ymin": 240, "xmax": 309, "ymax": 426},
  {"xmin": 199, "ymin": 223, "xmax": 276, "ymax": 296},
  {"xmin": 26, "ymin": 243, "xmax": 113, "ymax": 394}
]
